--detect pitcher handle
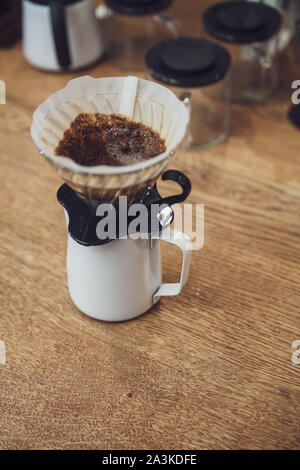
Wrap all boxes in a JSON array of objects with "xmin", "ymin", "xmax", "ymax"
[{"xmin": 153, "ymin": 229, "xmax": 191, "ymax": 302}]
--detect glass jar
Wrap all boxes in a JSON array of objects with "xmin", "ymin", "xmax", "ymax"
[
  {"xmin": 244, "ymin": 0, "xmax": 300, "ymax": 51},
  {"xmin": 146, "ymin": 38, "xmax": 231, "ymax": 150},
  {"xmin": 203, "ymin": 1, "xmax": 282, "ymax": 103},
  {"xmin": 105, "ymin": 0, "xmax": 180, "ymax": 71}
]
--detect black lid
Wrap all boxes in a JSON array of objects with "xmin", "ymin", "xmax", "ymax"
[
  {"xmin": 288, "ymin": 105, "xmax": 300, "ymax": 130},
  {"xmin": 106, "ymin": 0, "xmax": 172, "ymax": 16},
  {"xmin": 203, "ymin": 1, "xmax": 282, "ymax": 45},
  {"xmin": 145, "ymin": 38, "xmax": 231, "ymax": 88},
  {"xmin": 27, "ymin": 0, "xmax": 82, "ymax": 5}
]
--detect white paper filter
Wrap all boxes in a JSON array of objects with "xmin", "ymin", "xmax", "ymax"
[{"xmin": 31, "ymin": 76, "xmax": 189, "ymax": 207}]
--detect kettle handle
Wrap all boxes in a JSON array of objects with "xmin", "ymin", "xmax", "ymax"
[{"xmin": 50, "ymin": 0, "xmax": 71, "ymax": 69}]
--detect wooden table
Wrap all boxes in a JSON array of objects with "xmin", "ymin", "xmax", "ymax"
[{"xmin": 0, "ymin": 0, "xmax": 299, "ymax": 450}]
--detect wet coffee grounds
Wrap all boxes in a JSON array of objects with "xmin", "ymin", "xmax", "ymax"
[{"xmin": 55, "ymin": 113, "xmax": 166, "ymax": 167}]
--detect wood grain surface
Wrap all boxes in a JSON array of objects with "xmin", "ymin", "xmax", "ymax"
[{"xmin": 0, "ymin": 0, "xmax": 299, "ymax": 450}]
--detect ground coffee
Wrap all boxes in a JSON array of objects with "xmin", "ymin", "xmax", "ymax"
[{"xmin": 55, "ymin": 113, "xmax": 166, "ymax": 167}]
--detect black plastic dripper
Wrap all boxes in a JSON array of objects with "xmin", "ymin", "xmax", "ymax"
[{"xmin": 57, "ymin": 169, "xmax": 191, "ymax": 246}]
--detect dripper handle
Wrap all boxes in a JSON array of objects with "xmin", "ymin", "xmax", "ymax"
[
  {"xmin": 144, "ymin": 169, "xmax": 191, "ymax": 207},
  {"xmin": 161, "ymin": 170, "xmax": 191, "ymax": 206}
]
